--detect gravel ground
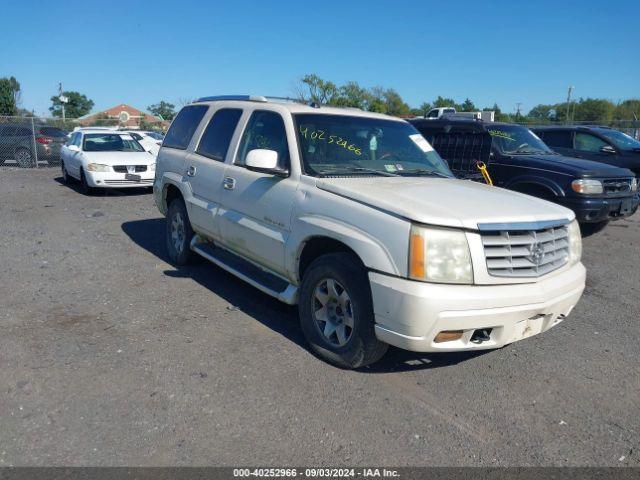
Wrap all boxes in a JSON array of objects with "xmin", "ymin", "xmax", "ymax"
[{"xmin": 0, "ymin": 168, "xmax": 638, "ymax": 467}]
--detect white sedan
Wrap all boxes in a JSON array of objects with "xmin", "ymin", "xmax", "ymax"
[
  {"xmin": 126, "ymin": 131, "xmax": 163, "ymax": 156},
  {"xmin": 60, "ymin": 130, "xmax": 156, "ymax": 194}
]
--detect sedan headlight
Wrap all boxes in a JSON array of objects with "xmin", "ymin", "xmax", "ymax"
[
  {"xmin": 568, "ymin": 220, "xmax": 582, "ymax": 265},
  {"xmin": 409, "ymin": 225, "xmax": 473, "ymax": 284},
  {"xmin": 86, "ymin": 163, "xmax": 111, "ymax": 172},
  {"xmin": 571, "ymin": 179, "xmax": 603, "ymax": 194}
]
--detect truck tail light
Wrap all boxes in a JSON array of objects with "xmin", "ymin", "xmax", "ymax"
[{"xmin": 36, "ymin": 136, "xmax": 52, "ymax": 144}]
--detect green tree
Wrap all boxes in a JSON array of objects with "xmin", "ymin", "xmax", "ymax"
[
  {"xmin": 0, "ymin": 77, "xmax": 17, "ymax": 116},
  {"xmin": 614, "ymin": 99, "xmax": 640, "ymax": 120},
  {"xmin": 382, "ymin": 89, "xmax": 410, "ymax": 116},
  {"xmin": 460, "ymin": 98, "xmax": 476, "ymax": 111},
  {"xmin": 410, "ymin": 102, "xmax": 431, "ymax": 117},
  {"xmin": 572, "ymin": 98, "xmax": 615, "ymax": 122},
  {"xmin": 147, "ymin": 100, "xmax": 176, "ymax": 121},
  {"xmin": 50, "ymin": 91, "xmax": 94, "ymax": 118},
  {"xmin": 296, "ymin": 74, "xmax": 339, "ymax": 104},
  {"xmin": 432, "ymin": 96, "xmax": 456, "ymax": 108},
  {"xmin": 335, "ymin": 81, "xmax": 371, "ymax": 109}
]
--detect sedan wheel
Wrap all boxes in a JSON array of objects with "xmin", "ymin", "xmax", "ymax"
[{"xmin": 15, "ymin": 148, "xmax": 33, "ymax": 168}]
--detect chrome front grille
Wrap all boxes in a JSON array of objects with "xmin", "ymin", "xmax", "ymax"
[
  {"xmin": 113, "ymin": 165, "xmax": 147, "ymax": 173},
  {"xmin": 480, "ymin": 224, "xmax": 570, "ymax": 278},
  {"xmin": 603, "ymin": 178, "xmax": 631, "ymax": 195}
]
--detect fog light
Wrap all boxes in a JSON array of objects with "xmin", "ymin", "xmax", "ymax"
[{"xmin": 434, "ymin": 330, "xmax": 464, "ymax": 343}]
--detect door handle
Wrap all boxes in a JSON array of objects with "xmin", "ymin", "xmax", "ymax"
[
  {"xmin": 186, "ymin": 165, "xmax": 196, "ymax": 177},
  {"xmin": 223, "ymin": 177, "xmax": 236, "ymax": 190}
]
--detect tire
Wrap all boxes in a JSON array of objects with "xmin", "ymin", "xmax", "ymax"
[
  {"xmin": 61, "ymin": 161, "xmax": 73, "ymax": 184},
  {"xmin": 166, "ymin": 198, "xmax": 199, "ymax": 265},
  {"xmin": 298, "ymin": 253, "xmax": 388, "ymax": 369},
  {"xmin": 79, "ymin": 169, "xmax": 97, "ymax": 195},
  {"xmin": 580, "ymin": 220, "xmax": 609, "ymax": 237},
  {"xmin": 14, "ymin": 148, "xmax": 34, "ymax": 168}
]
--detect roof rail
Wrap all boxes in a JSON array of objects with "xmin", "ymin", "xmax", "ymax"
[{"xmin": 195, "ymin": 95, "xmax": 304, "ymax": 104}]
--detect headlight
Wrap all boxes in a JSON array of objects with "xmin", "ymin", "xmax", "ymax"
[
  {"xmin": 149, "ymin": 163, "xmax": 156, "ymax": 171},
  {"xmin": 409, "ymin": 225, "xmax": 473, "ymax": 284},
  {"xmin": 86, "ymin": 163, "xmax": 110, "ymax": 172},
  {"xmin": 568, "ymin": 220, "xmax": 582, "ymax": 265},
  {"xmin": 571, "ymin": 179, "xmax": 603, "ymax": 194},
  {"xmin": 631, "ymin": 177, "xmax": 638, "ymax": 192}
]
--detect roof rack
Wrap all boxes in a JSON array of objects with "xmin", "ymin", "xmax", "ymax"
[{"xmin": 195, "ymin": 95, "xmax": 304, "ymax": 105}]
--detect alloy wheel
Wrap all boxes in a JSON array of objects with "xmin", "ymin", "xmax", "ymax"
[{"xmin": 312, "ymin": 278, "xmax": 354, "ymax": 346}]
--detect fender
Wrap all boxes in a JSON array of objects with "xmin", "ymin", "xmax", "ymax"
[
  {"xmin": 158, "ymin": 171, "xmax": 194, "ymax": 215},
  {"xmin": 286, "ymin": 214, "xmax": 402, "ymax": 282},
  {"xmin": 506, "ymin": 175, "xmax": 566, "ymax": 198}
]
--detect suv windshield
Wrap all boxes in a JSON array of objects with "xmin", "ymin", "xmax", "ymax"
[
  {"xmin": 294, "ymin": 114, "xmax": 453, "ymax": 178},
  {"xmin": 83, "ymin": 133, "xmax": 145, "ymax": 152},
  {"xmin": 488, "ymin": 125, "xmax": 553, "ymax": 155},
  {"xmin": 598, "ymin": 129, "xmax": 640, "ymax": 151}
]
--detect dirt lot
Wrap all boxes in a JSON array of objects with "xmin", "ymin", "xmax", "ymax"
[{"xmin": 1, "ymin": 168, "xmax": 638, "ymax": 467}]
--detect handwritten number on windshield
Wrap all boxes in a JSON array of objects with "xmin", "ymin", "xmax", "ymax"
[{"xmin": 300, "ymin": 125, "xmax": 362, "ymax": 156}]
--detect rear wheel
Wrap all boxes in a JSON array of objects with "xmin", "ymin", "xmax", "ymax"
[
  {"xmin": 166, "ymin": 198, "xmax": 199, "ymax": 265},
  {"xmin": 14, "ymin": 148, "xmax": 33, "ymax": 168},
  {"xmin": 298, "ymin": 253, "xmax": 388, "ymax": 369}
]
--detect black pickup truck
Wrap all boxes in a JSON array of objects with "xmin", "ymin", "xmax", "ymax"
[{"xmin": 410, "ymin": 118, "xmax": 639, "ymax": 235}]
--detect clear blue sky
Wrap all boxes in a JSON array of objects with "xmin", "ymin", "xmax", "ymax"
[{"xmin": 2, "ymin": 0, "xmax": 638, "ymax": 117}]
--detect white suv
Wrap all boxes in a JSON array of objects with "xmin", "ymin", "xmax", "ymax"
[{"xmin": 153, "ymin": 95, "xmax": 586, "ymax": 368}]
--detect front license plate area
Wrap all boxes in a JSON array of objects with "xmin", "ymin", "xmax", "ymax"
[
  {"xmin": 619, "ymin": 198, "xmax": 634, "ymax": 215},
  {"xmin": 125, "ymin": 173, "xmax": 141, "ymax": 181}
]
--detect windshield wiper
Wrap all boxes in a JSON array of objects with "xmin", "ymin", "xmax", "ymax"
[
  {"xmin": 316, "ymin": 166, "xmax": 399, "ymax": 177},
  {"xmin": 398, "ymin": 168, "xmax": 452, "ymax": 178}
]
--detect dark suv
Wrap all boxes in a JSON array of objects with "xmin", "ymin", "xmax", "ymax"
[
  {"xmin": 532, "ymin": 125, "xmax": 640, "ymax": 177},
  {"xmin": 410, "ymin": 118, "xmax": 639, "ymax": 235}
]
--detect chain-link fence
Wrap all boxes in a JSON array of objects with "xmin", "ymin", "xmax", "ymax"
[{"xmin": 0, "ymin": 116, "xmax": 121, "ymax": 168}]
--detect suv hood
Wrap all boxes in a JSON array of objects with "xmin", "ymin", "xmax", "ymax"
[
  {"xmin": 83, "ymin": 151, "xmax": 155, "ymax": 165},
  {"xmin": 316, "ymin": 177, "xmax": 574, "ymax": 230},
  {"xmin": 506, "ymin": 153, "xmax": 632, "ymax": 178}
]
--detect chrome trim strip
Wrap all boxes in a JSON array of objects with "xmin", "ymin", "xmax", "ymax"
[{"xmin": 477, "ymin": 219, "xmax": 570, "ymax": 231}]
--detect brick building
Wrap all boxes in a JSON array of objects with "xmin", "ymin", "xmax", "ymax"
[{"xmin": 77, "ymin": 104, "xmax": 168, "ymax": 129}]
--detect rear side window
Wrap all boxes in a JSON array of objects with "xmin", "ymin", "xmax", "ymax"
[
  {"xmin": 430, "ymin": 130, "xmax": 491, "ymax": 173},
  {"xmin": 196, "ymin": 108, "xmax": 243, "ymax": 162},
  {"xmin": 575, "ymin": 132, "xmax": 608, "ymax": 152},
  {"xmin": 540, "ymin": 130, "xmax": 572, "ymax": 148},
  {"xmin": 163, "ymin": 105, "xmax": 208, "ymax": 150}
]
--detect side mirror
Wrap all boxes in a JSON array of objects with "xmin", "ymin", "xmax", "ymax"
[
  {"xmin": 245, "ymin": 149, "xmax": 288, "ymax": 177},
  {"xmin": 600, "ymin": 145, "xmax": 616, "ymax": 154},
  {"xmin": 67, "ymin": 145, "xmax": 80, "ymax": 152}
]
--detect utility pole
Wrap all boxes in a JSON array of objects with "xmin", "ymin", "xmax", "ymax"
[
  {"xmin": 515, "ymin": 102, "xmax": 522, "ymax": 119},
  {"xmin": 58, "ymin": 83, "xmax": 68, "ymax": 122},
  {"xmin": 565, "ymin": 86, "xmax": 574, "ymax": 125}
]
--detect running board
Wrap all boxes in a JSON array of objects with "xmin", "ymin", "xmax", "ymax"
[{"xmin": 190, "ymin": 238, "xmax": 298, "ymax": 305}]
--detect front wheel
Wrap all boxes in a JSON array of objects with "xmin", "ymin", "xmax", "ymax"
[
  {"xmin": 298, "ymin": 253, "xmax": 388, "ymax": 369},
  {"xmin": 79, "ymin": 169, "xmax": 97, "ymax": 195},
  {"xmin": 61, "ymin": 161, "xmax": 73, "ymax": 184},
  {"xmin": 166, "ymin": 198, "xmax": 199, "ymax": 265}
]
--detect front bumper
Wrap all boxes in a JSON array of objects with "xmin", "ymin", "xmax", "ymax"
[
  {"xmin": 561, "ymin": 195, "xmax": 639, "ymax": 223},
  {"xmin": 85, "ymin": 170, "xmax": 155, "ymax": 188},
  {"xmin": 369, "ymin": 262, "xmax": 586, "ymax": 352}
]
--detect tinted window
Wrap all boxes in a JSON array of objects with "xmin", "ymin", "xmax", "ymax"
[
  {"xmin": 430, "ymin": 130, "xmax": 491, "ymax": 173},
  {"xmin": 539, "ymin": 130, "xmax": 572, "ymax": 148},
  {"xmin": 575, "ymin": 132, "xmax": 608, "ymax": 152},
  {"xmin": 39, "ymin": 127, "xmax": 67, "ymax": 137},
  {"xmin": 196, "ymin": 108, "xmax": 243, "ymax": 162},
  {"xmin": 236, "ymin": 111, "xmax": 290, "ymax": 168},
  {"xmin": 83, "ymin": 133, "xmax": 145, "ymax": 152},
  {"xmin": 163, "ymin": 105, "xmax": 208, "ymax": 150}
]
